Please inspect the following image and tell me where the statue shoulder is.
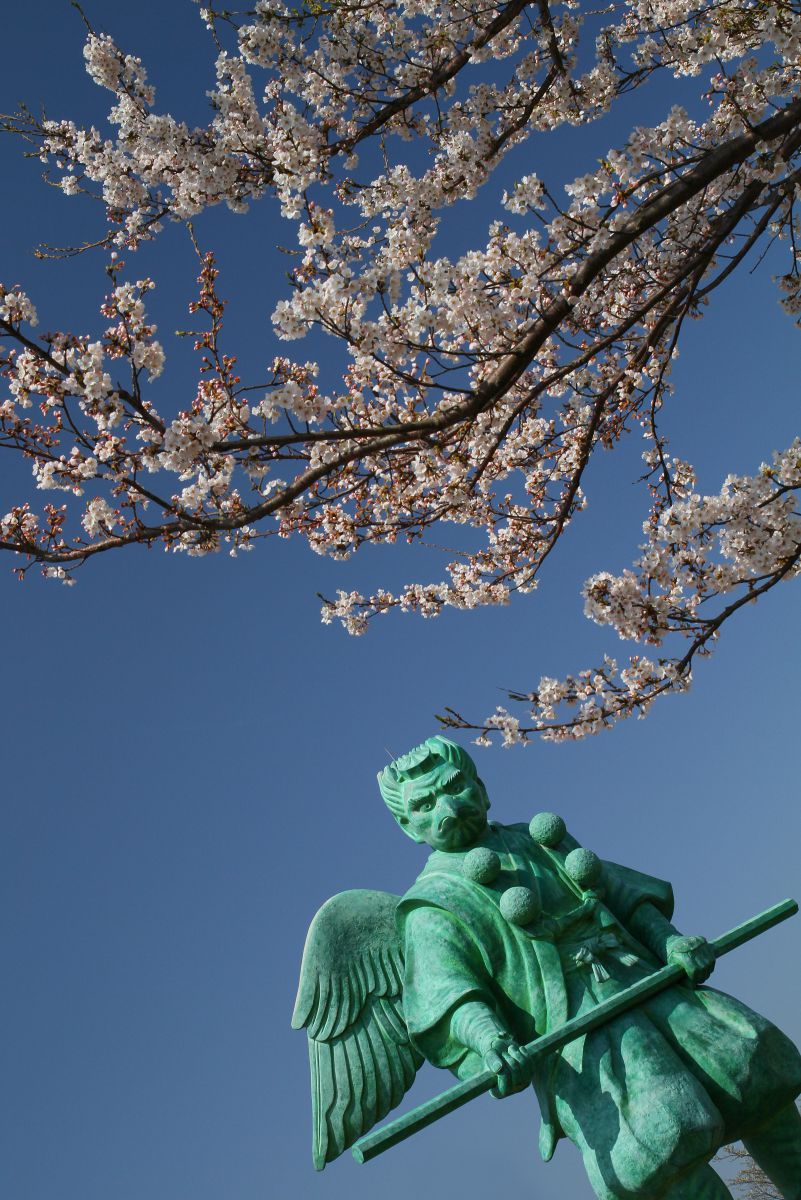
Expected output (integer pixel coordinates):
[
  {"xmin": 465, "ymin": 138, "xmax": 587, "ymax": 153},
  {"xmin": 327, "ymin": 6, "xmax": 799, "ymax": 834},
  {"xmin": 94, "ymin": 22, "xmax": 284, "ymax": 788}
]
[
  {"xmin": 399, "ymin": 853, "xmax": 465, "ymax": 907},
  {"xmin": 397, "ymin": 849, "xmax": 500, "ymax": 924}
]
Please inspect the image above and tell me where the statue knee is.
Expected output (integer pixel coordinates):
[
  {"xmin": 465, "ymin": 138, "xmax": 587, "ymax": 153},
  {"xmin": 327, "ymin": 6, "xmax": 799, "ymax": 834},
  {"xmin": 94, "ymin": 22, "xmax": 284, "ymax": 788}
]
[{"xmin": 603, "ymin": 1116, "xmax": 726, "ymax": 1200}]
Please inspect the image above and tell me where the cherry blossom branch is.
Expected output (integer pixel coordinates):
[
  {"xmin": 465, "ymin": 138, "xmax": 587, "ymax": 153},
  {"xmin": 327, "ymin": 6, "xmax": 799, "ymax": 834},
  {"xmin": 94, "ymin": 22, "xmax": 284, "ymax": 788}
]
[
  {"xmin": 440, "ymin": 448, "xmax": 801, "ymax": 743},
  {"xmin": 1, "ymin": 2, "xmax": 801, "ymax": 740}
]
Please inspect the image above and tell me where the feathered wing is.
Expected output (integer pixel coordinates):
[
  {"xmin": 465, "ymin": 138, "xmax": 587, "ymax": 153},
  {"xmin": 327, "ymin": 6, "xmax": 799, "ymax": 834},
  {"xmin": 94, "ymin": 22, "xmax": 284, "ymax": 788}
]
[{"xmin": 292, "ymin": 889, "xmax": 422, "ymax": 1170}]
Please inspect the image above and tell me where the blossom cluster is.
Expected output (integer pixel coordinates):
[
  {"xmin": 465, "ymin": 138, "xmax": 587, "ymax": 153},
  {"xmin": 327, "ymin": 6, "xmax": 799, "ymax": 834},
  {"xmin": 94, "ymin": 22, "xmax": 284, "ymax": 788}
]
[
  {"xmin": 2, "ymin": 0, "xmax": 801, "ymax": 739},
  {"xmin": 446, "ymin": 444, "xmax": 801, "ymax": 744}
]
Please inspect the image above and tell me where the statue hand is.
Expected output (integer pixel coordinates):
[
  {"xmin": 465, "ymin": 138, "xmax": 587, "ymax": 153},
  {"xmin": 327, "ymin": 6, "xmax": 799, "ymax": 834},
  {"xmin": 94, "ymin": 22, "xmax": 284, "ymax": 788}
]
[
  {"xmin": 666, "ymin": 934, "xmax": 716, "ymax": 985},
  {"xmin": 484, "ymin": 1036, "xmax": 533, "ymax": 1099}
]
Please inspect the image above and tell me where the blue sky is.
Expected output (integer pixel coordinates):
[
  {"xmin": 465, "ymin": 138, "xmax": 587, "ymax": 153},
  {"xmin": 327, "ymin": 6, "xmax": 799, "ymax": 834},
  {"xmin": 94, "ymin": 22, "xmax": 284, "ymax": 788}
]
[{"xmin": 1, "ymin": 5, "xmax": 799, "ymax": 1199}]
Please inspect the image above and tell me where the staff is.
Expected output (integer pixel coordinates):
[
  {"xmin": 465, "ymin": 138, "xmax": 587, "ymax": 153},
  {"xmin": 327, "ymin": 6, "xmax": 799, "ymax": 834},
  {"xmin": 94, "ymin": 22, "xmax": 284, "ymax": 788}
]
[{"xmin": 353, "ymin": 897, "xmax": 798, "ymax": 1164}]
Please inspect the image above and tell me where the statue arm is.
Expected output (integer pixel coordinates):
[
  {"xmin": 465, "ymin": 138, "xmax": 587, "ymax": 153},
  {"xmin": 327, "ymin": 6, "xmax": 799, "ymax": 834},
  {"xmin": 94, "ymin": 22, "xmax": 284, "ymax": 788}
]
[
  {"xmin": 450, "ymin": 1001, "xmax": 534, "ymax": 1097},
  {"xmin": 628, "ymin": 901, "xmax": 716, "ymax": 985},
  {"xmin": 401, "ymin": 904, "xmax": 534, "ymax": 1097},
  {"xmin": 450, "ymin": 1000, "xmax": 508, "ymax": 1054}
]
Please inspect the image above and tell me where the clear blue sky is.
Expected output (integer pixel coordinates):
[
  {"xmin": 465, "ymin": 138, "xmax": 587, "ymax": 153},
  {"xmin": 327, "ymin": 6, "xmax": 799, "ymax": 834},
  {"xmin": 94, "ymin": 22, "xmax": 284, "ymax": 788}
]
[{"xmin": 1, "ymin": 5, "xmax": 798, "ymax": 1199}]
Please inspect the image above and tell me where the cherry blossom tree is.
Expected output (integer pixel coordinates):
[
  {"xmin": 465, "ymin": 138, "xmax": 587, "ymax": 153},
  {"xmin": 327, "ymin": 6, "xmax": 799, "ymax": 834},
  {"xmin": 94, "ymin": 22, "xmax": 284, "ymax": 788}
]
[
  {"xmin": 717, "ymin": 1116, "xmax": 801, "ymax": 1200},
  {"xmin": 722, "ymin": 1144, "xmax": 781, "ymax": 1200},
  {"xmin": 1, "ymin": 0, "xmax": 800, "ymax": 743}
]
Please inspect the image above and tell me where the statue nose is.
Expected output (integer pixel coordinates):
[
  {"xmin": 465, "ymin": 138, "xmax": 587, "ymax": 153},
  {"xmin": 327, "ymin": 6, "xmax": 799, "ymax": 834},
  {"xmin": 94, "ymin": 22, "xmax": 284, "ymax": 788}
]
[{"xmin": 437, "ymin": 798, "xmax": 460, "ymax": 830}]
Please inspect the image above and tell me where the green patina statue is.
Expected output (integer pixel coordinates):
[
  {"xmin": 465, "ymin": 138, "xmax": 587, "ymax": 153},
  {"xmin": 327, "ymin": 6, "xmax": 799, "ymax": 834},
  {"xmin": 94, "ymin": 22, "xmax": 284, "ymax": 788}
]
[{"xmin": 293, "ymin": 736, "xmax": 801, "ymax": 1199}]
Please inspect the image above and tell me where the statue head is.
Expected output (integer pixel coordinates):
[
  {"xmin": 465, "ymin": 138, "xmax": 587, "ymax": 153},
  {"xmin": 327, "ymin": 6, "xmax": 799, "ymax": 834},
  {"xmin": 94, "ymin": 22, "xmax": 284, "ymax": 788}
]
[{"xmin": 377, "ymin": 736, "xmax": 490, "ymax": 852}]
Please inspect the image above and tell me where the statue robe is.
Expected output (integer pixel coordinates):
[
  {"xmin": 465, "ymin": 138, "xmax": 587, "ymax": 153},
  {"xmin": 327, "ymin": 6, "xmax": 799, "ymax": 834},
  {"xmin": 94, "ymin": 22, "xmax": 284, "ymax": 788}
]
[{"xmin": 397, "ymin": 822, "xmax": 801, "ymax": 1200}]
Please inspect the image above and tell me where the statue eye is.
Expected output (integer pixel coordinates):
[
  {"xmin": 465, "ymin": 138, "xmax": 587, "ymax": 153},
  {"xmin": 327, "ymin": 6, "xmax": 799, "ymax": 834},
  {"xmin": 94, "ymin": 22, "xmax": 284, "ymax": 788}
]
[{"xmin": 420, "ymin": 800, "xmax": 434, "ymax": 812}]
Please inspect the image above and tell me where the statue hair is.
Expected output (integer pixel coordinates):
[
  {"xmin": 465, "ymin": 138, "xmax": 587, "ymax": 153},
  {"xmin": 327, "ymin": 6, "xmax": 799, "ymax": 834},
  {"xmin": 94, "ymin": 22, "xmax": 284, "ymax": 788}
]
[{"xmin": 377, "ymin": 735, "xmax": 481, "ymax": 822}]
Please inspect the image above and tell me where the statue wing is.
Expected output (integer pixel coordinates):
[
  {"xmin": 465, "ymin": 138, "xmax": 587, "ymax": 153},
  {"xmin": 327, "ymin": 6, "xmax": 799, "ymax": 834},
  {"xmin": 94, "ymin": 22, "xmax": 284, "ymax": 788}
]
[{"xmin": 292, "ymin": 888, "xmax": 423, "ymax": 1169}]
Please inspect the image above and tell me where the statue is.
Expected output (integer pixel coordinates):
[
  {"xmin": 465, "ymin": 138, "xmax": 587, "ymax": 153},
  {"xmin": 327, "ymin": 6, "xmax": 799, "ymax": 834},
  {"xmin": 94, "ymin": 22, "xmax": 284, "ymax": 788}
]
[{"xmin": 293, "ymin": 736, "xmax": 801, "ymax": 1199}]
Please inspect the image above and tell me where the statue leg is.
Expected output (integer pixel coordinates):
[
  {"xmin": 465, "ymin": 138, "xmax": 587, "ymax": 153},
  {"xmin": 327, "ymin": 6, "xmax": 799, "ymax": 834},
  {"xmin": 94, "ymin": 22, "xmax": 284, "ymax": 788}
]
[
  {"xmin": 660, "ymin": 1164, "xmax": 733, "ymax": 1199},
  {"xmin": 742, "ymin": 1103, "xmax": 801, "ymax": 1200}
]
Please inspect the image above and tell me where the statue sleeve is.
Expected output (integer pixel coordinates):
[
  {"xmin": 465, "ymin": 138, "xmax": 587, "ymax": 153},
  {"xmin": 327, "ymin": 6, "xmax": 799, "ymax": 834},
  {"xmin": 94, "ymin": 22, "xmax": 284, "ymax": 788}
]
[
  {"xmin": 450, "ymin": 1001, "xmax": 509, "ymax": 1058},
  {"xmin": 602, "ymin": 860, "xmax": 675, "ymax": 926},
  {"xmin": 400, "ymin": 903, "xmax": 498, "ymax": 1074},
  {"xmin": 627, "ymin": 901, "xmax": 686, "ymax": 963}
]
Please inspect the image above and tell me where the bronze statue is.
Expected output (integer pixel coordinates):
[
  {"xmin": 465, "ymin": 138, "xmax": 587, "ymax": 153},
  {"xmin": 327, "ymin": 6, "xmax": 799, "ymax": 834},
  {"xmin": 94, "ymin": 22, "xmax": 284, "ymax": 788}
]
[{"xmin": 294, "ymin": 736, "xmax": 801, "ymax": 1198}]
